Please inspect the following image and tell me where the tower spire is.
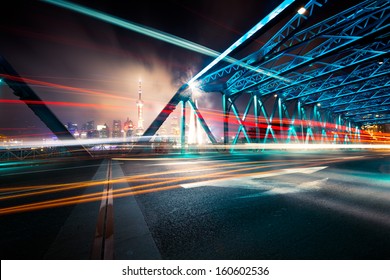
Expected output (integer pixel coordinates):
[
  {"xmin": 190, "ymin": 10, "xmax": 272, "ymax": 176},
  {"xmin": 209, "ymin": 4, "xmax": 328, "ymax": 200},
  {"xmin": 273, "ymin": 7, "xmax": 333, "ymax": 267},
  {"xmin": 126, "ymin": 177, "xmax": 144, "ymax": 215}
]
[
  {"xmin": 136, "ymin": 79, "xmax": 144, "ymax": 136},
  {"xmin": 138, "ymin": 79, "xmax": 142, "ymax": 100}
]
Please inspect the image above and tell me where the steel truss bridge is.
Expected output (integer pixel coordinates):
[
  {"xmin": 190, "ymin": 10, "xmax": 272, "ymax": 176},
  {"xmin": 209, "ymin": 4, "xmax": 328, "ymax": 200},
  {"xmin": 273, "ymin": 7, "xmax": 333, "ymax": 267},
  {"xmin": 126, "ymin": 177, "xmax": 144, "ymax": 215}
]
[
  {"xmin": 142, "ymin": 0, "xmax": 390, "ymax": 150},
  {"xmin": 1, "ymin": 0, "xmax": 390, "ymax": 158}
]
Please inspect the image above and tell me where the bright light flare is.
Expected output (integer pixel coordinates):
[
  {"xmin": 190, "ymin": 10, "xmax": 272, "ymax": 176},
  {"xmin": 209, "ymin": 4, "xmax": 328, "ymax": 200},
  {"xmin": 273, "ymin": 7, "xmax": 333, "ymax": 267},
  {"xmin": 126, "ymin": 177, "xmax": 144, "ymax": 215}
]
[{"xmin": 298, "ymin": 7, "xmax": 306, "ymax": 15}]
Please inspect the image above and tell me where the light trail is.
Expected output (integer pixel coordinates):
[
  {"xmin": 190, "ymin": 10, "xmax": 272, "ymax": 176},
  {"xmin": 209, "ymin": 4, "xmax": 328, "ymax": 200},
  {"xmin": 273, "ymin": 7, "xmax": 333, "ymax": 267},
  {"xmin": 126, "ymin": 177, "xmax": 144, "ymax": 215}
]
[
  {"xmin": 42, "ymin": 0, "xmax": 220, "ymax": 58},
  {"xmin": 188, "ymin": 0, "xmax": 295, "ymax": 84},
  {"xmin": 0, "ymin": 160, "xmax": 299, "ymax": 200},
  {"xmin": 0, "ymin": 185, "xmax": 181, "ymax": 216},
  {"xmin": 0, "ymin": 155, "xmax": 369, "ymax": 215},
  {"xmin": 0, "ymin": 73, "xmax": 134, "ymax": 101},
  {"xmin": 42, "ymin": 0, "xmax": 292, "ymax": 86},
  {"xmin": 0, "ymin": 98, "xmax": 128, "ymax": 110}
]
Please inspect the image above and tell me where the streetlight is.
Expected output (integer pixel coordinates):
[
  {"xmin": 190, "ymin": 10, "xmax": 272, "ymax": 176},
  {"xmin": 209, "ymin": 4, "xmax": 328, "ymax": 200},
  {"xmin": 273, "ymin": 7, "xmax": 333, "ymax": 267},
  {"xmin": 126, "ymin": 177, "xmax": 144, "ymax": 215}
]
[{"xmin": 298, "ymin": 7, "xmax": 306, "ymax": 15}]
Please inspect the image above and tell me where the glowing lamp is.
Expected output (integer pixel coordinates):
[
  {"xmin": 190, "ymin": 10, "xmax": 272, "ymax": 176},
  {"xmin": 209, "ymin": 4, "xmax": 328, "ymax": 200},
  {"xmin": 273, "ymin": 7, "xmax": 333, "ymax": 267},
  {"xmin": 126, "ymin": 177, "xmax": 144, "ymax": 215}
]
[{"xmin": 298, "ymin": 7, "xmax": 306, "ymax": 14}]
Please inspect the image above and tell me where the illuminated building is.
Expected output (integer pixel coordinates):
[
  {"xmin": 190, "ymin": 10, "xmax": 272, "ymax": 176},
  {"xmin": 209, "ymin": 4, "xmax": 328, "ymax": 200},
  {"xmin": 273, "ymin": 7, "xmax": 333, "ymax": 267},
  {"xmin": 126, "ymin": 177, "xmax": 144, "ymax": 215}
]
[
  {"xmin": 65, "ymin": 122, "xmax": 78, "ymax": 138},
  {"xmin": 112, "ymin": 120, "xmax": 122, "ymax": 138},
  {"xmin": 123, "ymin": 117, "xmax": 134, "ymax": 138},
  {"xmin": 97, "ymin": 124, "xmax": 109, "ymax": 138},
  {"xmin": 171, "ymin": 116, "xmax": 179, "ymax": 136}
]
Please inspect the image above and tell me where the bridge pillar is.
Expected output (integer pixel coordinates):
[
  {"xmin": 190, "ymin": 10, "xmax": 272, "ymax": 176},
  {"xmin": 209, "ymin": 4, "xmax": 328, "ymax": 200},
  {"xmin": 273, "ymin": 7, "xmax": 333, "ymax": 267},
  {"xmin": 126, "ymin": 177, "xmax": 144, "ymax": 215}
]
[
  {"xmin": 181, "ymin": 100, "xmax": 186, "ymax": 154},
  {"xmin": 222, "ymin": 93, "xmax": 229, "ymax": 147},
  {"xmin": 253, "ymin": 94, "xmax": 259, "ymax": 143}
]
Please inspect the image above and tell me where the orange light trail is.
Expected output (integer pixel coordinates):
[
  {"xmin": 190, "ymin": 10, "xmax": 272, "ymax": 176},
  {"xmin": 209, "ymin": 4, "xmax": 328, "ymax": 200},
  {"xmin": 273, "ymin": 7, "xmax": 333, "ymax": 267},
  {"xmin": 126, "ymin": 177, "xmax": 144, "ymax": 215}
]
[
  {"xmin": 0, "ymin": 159, "xmax": 296, "ymax": 200},
  {"xmin": 0, "ymin": 155, "xmax": 366, "ymax": 215},
  {"xmin": 0, "ymin": 73, "xmax": 134, "ymax": 102},
  {"xmin": 0, "ymin": 98, "xmax": 128, "ymax": 110}
]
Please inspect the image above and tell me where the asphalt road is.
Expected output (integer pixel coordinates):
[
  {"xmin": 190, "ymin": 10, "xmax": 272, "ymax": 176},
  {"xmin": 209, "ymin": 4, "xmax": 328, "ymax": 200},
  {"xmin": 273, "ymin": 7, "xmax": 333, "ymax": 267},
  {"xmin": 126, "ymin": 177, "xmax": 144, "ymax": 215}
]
[{"xmin": 1, "ymin": 150, "xmax": 389, "ymax": 259}]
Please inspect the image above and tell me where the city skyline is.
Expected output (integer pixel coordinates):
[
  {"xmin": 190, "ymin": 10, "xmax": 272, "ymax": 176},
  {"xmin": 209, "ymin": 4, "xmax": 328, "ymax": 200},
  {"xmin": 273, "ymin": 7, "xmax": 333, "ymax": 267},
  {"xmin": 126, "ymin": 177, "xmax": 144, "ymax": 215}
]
[{"xmin": 0, "ymin": 0, "xmax": 283, "ymax": 142}]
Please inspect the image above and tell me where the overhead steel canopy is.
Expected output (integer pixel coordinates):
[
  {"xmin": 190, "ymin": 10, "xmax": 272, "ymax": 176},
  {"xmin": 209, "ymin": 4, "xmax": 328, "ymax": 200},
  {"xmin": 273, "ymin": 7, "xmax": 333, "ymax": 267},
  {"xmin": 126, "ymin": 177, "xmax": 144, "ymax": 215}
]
[{"xmin": 199, "ymin": 0, "xmax": 390, "ymax": 126}]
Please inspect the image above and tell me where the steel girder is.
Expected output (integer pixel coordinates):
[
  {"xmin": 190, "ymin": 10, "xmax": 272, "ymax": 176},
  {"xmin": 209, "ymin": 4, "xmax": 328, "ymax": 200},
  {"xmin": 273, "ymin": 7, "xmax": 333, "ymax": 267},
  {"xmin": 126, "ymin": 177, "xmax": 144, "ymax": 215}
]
[
  {"xmin": 0, "ymin": 56, "xmax": 91, "ymax": 157},
  {"xmin": 200, "ymin": 0, "xmax": 330, "ymax": 87},
  {"xmin": 139, "ymin": 1, "xmax": 388, "ymax": 149},
  {"xmin": 133, "ymin": 84, "xmax": 217, "ymax": 152},
  {"xmin": 226, "ymin": 1, "xmax": 390, "ymax": 95},
  {"xmin": 299, "ymin": 59, "xmax": 390, "ymax": 105},
  {"xmin": 225, "ymin": 93, "xmax": 361, "ymax": 149},
  {"xmin": 261, "ymin": 43, "xmax": 390, "ymax": 100},
  {"xmin": 353, "ymin": 114, "xmax": 390, "ymax": 124},
  {"xmin": 199, "ymin": 0, "xmax": 390, "ymax": 129}
]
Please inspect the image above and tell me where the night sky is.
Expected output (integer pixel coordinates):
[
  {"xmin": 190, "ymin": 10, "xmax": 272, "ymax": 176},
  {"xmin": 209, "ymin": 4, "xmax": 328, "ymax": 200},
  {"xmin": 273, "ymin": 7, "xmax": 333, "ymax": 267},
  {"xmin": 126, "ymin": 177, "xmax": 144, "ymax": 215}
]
[{"xmin": 0, "ymin": 0, "xmax": 290, "ymax": 140}]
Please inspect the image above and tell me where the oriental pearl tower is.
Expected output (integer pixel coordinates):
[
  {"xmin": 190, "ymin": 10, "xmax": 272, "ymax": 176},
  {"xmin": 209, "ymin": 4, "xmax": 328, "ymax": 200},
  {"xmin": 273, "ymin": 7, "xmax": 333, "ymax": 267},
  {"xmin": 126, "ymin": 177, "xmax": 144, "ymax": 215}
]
[{"xmin": 135, "ymin": 79, "xmax": 144, "ymax": 136}]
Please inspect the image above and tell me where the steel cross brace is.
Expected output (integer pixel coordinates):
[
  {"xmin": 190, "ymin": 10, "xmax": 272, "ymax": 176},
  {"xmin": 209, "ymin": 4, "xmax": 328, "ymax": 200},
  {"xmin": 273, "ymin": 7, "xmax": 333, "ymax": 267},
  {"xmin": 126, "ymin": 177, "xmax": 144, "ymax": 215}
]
[{"xmin": 226, "ymin": 2, "xmax": 390, "ymax": 95}]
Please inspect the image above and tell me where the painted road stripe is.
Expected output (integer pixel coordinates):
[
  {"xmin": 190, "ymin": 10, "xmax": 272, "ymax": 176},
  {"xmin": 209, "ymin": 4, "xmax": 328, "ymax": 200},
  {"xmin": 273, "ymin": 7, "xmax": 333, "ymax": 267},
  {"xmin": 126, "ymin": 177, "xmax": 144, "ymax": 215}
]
[
  {"xmin": 111, "ymin": 161, "xmax": 161, "ymax": 259},
  {"xmin": 146, "ymin": 160, "xmax": 222, "ymax": 166},
  {"xmin": 181, "ymin": 166, "xmax": 328, "ymax": 189},
  {"xmin": 44, "ymin": 160, "xmax": 109, "ymax": 259},
  {"xmin": 91, "ymin": 159, "xmax": 114, "ymax": 260}
]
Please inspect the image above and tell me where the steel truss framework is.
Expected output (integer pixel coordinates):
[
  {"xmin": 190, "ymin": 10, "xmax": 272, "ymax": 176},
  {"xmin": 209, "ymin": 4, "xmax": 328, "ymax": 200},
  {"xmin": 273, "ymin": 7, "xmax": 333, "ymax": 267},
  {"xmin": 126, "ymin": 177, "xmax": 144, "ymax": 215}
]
[
  {"xmin": 143, "ymin": 0, "xmax": 390, "ymax": 149},
  {"xmin": 224, "ymin": 94, "xmax": 362, "ymax": 150}
]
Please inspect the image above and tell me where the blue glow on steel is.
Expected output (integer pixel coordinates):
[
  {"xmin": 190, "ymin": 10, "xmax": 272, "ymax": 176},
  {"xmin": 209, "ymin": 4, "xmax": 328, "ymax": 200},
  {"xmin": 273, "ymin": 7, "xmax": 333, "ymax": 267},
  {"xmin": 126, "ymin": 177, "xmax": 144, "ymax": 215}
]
[
  {"xmin": 188, "ymin": 0, "xmax": 295, "ymax": 84},
  {"xmin": 43, "ymin": 0, "xmax": 293, "ymax": 89}
]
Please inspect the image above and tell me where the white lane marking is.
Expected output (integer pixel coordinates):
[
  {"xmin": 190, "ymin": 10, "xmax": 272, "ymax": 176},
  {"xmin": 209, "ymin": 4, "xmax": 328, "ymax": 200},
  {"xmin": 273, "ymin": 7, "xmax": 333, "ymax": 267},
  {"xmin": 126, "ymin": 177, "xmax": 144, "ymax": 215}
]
[
  {"xmin": 341, "ymin": 156, "xmax": 366, "ymax": 160},
  {"xmin": 146, "ymin": 160, "xmax": 220, "ymax": 166},
  {"xmin": 112, "ymin": 157, "xmax": 178, "ymax": 161},
  {"xmin": 239, "ymin": 178, "xmax": 329, "ymax": 198},
  {"xmin": 181, "ymin": 166, "xmax": 328, "ymax": 189}
]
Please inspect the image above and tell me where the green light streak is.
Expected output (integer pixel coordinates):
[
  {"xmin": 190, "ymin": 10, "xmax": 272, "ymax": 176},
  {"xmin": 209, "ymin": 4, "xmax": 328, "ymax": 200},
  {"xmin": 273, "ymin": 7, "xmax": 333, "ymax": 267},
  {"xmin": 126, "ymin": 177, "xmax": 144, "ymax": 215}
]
[
  {"xmin": 42, "ymin": 0, "xmax": 220, "ymax": 58},
  {"xmin": 42, "ymin": 0, "xmax": 291, "ymax": 85},
  {"xmin": 189, "ymin": 0, "xmax": 295, "ymax": 84}
]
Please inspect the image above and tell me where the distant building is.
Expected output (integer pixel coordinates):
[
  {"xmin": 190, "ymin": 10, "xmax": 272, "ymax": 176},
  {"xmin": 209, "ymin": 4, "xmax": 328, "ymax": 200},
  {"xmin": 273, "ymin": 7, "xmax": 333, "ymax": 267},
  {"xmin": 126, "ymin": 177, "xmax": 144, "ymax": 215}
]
[
  {"xmin": 123, "ymin": 117, "xmax": 134, "ymax": 138},
  {"xmin": 171, "ymin": 116, "xmax": 179, "ymax": 136},
  {"xmin": 97, "ymin": 124, "xmax": 109, "ymax": 138},
  {"xmin": 82, "ymin": 120, "xmax": 95, "ymax": 131},
  {"xmin": 87, "ymin": 130, "xmax": 99, "ymax": 139},
  {"xmin": 65, "ymin": 122, "xmax": 79, "ymax": 138},
  {"xmin": 112, "ymin": 120, "xmax": 122, "ymax": 138},
  {"xmin": 157, "ymin": 126, "xmax": 168, "ymax": 141}
]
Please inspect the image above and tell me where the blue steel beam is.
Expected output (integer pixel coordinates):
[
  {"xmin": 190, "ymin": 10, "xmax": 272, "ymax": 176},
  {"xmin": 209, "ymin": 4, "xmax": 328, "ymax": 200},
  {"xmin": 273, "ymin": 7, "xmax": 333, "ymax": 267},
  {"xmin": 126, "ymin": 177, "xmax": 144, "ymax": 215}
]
[
  {"xmin": 0, "ymin": 56, "xmax": 91, "ymax": 157},
  {"xmin": 344, "ymin": 106, "xmax": 390, "ymax": 117},
  {"xmin": 320, "ymin": 89, "xmax": 390, "ymax": 110},
  {"xmin": 44, "ymin": 0, "xmax": 295, "ymax": 88},
  {"xmin": 294, "ymin": 60, "xmax": 390, "ymax": 104},
  {"xmin": 225, "ymin": 1, "xmax": 390, "ymax": 95},
  {"xmin": 138, "ymin": 84, "xmax": 190, "ymax": 145},
  {"xmin": 337, "ymin": 102, "xmax": 390, "ymax": 114},
  {"xmin": 250, "ymin": 41, "xmax": 390, "ymax": 99},
  {"xmin": 187, "ymin": 0, "xmax": 296, "ymax": 85},
  {"xmin": 333, "ymin": 99, "xmax": 390, "ymax": 117},
  {"xmin": 135, "ymin": 0, "xmax": 296, "ymax": 146},
  {"xmin": 211, "ymin": 0, "xmax": 380, "ymax": 89},
  {"xmin": 200, "ymin": 0, "xmax": 329, "ymax": 86},
  {"xmin": 304, "ymin": 81, "xmax": 390, "ymax": 107},
  {"xmin": 353, "ymin": 115, "xmax": 390, "ymax": 124},
  {"xmin": 268, "ymin": 0, "xmax": 384, "ymax": 55}
]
